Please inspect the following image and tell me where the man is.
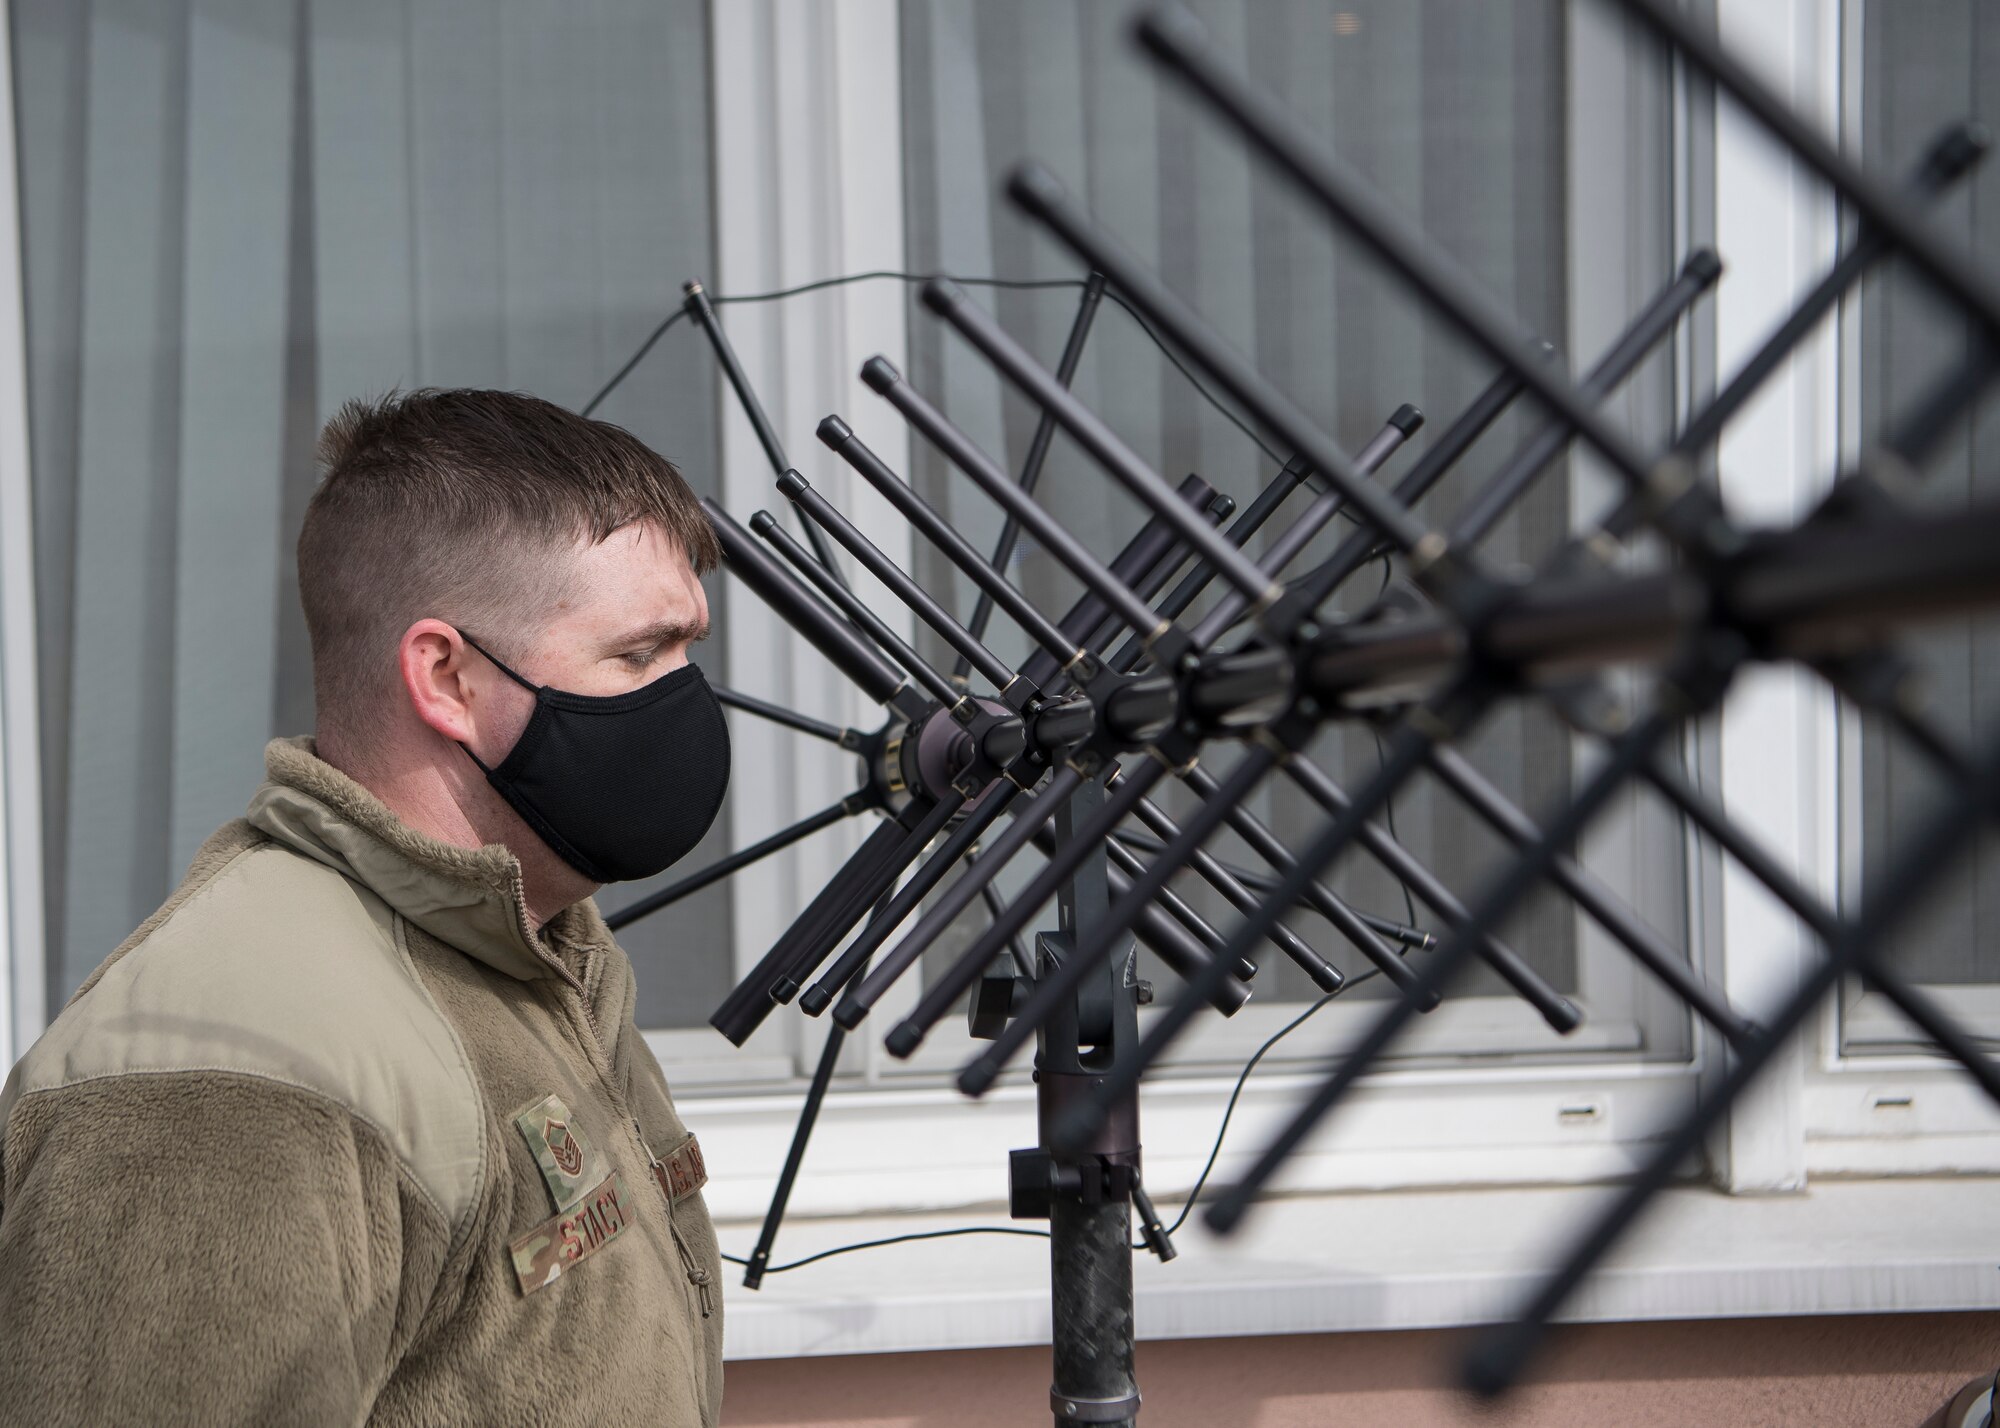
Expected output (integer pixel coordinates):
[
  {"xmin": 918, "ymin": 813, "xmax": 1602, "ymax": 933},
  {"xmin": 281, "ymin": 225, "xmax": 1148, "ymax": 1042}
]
[{"xmin": 0, "ymin": 390, "xmax": 729, "ymax": 1425}]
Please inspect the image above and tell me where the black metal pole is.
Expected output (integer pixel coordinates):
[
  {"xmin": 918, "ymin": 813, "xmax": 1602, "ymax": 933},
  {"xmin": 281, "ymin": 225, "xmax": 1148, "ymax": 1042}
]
[
  {"xmin": 703, "ymin": 499, "xmax": 911, "ymax": 709},
  {"xmin": 867, "ymin": 356, "xmax": 1172, "ymax": 643},
  {"xmin": 606, "ymin": 794, "xmax": 865, "ymax": 931},
  {"xmin": 741, "ymin": 1010, "xmax": 850, "ymax": 1291},
  {"xmin": 923, "ymin": 278, "xmax": 1284, "ymax": 611},
  {"xmin": 752, "ymin": 510, "xmax": 968, "ymax": 710},
  {"xmin": 1041, "ymin": 777, "xmax": 1142, "ymax": 1428},
  {"xmin": 802, "ymin": 784, "xmax": 1022, "ymax": 1014},
  {"xmin": 821, "ymin": 416, "xmax": 1087, "ymax": 672},
  {"xmin": 710, "ymin": 819, "xmax": 908, "ymax": 1046},
  {"xmin": 713, "ymin": 683, "xmax": 859, "ymax": 746},
  {"xmin": 963, "ymin": 271, "xmax": 1109, "ymax": 670},
  {"xmin": 885, "ymin": 763, "xmax": 1167, "ymax": 1052},
  {"xmin": 780, "ymin": 469, "xmax": 1023, "ymax": 693},
  {"xmin": 683, "ymin": 279, "xmax": 846, "ymax": 580},
  {"xmin": 1106, "ymin": 408, "xmax": 1423, "ymax": 675}
]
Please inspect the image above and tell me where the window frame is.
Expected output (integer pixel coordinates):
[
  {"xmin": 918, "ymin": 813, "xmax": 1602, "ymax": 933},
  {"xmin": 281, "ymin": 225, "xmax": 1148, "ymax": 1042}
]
[
  {"xmin": 1805, "ymin": 0, "xmax": 2000, "ymax": 1176},
  {"xmin": 0, "ymin": 0, "xmax": 40, "ymax": 1071}
]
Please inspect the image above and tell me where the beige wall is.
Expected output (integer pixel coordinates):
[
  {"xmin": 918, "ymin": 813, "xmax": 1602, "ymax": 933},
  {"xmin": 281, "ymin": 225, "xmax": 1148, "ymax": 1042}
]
[{"xmin": 724, "ymin": 1312, "xmax": 1999, "ymax": 1427}]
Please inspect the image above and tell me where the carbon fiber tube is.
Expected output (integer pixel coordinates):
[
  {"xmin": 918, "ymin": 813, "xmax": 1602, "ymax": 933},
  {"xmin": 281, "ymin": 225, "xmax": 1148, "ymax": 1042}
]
[
  {"xmin": 709, "ymin": 819, "xmax": 907, "ymax": 1046},
  {"xmin": 820, "ymin": 415, "xmax": 1084, "ymax": 669},
  {"xmin": 1023, "ymin": 474, "xmax": 1215, "ymax": 689},
  {"xmin": 751, "ymin": 511, "xmax": 964, "ymax": 709},
  {"xmin": 865, "ymin": 356, "xmax": 1169, "ymax": 641},
  {"xmin": 799, "ymin": 783, "xmax": 1021, "ymax": 1014},
  {"xmin": 702, "ymin": 498, "xmax": 906, "ymax": 706},
  {"xmin": 923, "ymin": 277, "xmax": 1283, "ymax": 609},
  {"xmin": 778, "ymin": 469, "xmax": 1019, "ymax": 692}
]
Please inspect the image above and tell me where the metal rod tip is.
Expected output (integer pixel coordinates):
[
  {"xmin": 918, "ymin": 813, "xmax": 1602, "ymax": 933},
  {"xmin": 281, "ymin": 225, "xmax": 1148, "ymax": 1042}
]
[
  {"xmin": 885, "ymin": 1021, "xmax": 925, "ymax": 1059},
  {"xmin": 1461, "ymin": 1324, "xmax": 1533, "ymax": 1400},
  {"xmin": 919, "ymin": 279, "xmax": 964, "ymax": 315},
  {"xmin": 1006, "ymin": 161, "xmax": 1067, "ymax": 210},
  {"xmin": 1200, "ymin": 1195, "xmax": 1246, "ymax": 1237},
  {"xmin": 1135, "ymin": 2, "xmax": 1207, "ymax": 55},
  {"xmin": 861, "ymin": 356, "xmax": 902, "ymax": 393},
  {"xmin": 957, "ymin": 1056, "xmax": 1001, "ymax": 1097}
]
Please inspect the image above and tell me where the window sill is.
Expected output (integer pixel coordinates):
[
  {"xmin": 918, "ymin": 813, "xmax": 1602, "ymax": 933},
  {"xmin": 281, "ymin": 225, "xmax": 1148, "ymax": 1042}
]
[
  {"xmin": 680, "ymin": 1061, "xmax": 1705, "ymax": 1221},
  {"xmin": 716, "ymin": 1175, "xmax": 1999, "ymax": 1361}
]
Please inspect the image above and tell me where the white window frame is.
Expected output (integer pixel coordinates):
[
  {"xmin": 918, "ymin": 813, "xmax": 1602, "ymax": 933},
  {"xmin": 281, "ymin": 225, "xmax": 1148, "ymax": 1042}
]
[
  {"xmin": 0, "ymin": 0, "xmax": 42, "ymax": 1072},
  {"xmin": 635, "ymin": 0, "xmax": 921, "ymax": 1091},
  {"xmin": 1805, "ymin": 0, "xmax": 2000, "ymax": 1176},
  {"xmin": 1693, "ymin": 0, "xmax": 1846, "ymax": 1196}
]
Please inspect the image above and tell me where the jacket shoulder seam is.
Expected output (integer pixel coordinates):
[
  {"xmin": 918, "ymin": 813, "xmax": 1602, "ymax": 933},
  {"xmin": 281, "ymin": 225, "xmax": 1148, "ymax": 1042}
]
[
  {"xmin": 16, "ymin": 844, "xmax": 488, "ymax": 1231},
  {"xmin": 389, "ymin": 913, "xmax": 489, "ymax": 1256},
  {"xmin": 68, "ymin": 836, "xmax": 268, "ymax": 1006}
]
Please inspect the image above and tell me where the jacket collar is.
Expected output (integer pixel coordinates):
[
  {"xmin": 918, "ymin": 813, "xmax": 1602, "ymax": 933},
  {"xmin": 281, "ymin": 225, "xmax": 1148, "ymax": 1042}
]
[{"xmin": 246, "ymin": 737, "xmax": 585, "ymax": 987}]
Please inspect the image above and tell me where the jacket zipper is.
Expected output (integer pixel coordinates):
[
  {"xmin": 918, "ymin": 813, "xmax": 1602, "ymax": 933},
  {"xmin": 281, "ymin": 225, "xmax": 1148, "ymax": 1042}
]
[
  {"xmin": 636, "ymin": 1121, "xmax": 715, "ymax": 1318},
  {"xmin": 555, "ymin": 974, "xmax": 715, "ymax": 1323}
]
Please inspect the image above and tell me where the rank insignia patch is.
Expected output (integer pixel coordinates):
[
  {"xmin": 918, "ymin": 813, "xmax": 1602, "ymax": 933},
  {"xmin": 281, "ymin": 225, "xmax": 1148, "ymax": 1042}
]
[
  {"xmin": 514, "ymin": 1093, "xmax": 609, "ymax": 1212},
  {"xmin": 510, "ymin": 1170, "xmax": 633, "ymax": 1295}
]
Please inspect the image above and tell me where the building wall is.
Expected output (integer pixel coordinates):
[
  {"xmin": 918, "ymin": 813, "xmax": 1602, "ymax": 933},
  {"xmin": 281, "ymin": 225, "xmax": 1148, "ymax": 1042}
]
[{"xmin": 723, "ymin": 1312, "xmax": 2000, "ymax": 1428}]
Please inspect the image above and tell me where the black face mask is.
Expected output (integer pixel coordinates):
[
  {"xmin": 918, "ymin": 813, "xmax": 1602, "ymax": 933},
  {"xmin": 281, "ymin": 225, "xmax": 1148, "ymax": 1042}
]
[{"xmin": 457, "ymin": 632, "xmax": 731, "ymax": 884}]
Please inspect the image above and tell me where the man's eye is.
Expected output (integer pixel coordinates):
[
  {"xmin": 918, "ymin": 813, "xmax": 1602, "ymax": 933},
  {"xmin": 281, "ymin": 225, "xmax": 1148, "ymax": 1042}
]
[{"xmin": 621, "ymin": 649, "xmax": 659, "ymax": 670}]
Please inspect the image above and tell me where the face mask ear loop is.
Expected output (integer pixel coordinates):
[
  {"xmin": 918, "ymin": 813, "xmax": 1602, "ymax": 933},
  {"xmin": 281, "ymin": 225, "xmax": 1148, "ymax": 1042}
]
[
  {"xmin": 456, "ymin": 629, "xmax": 543, "ymax": 693},
  {"xmin": 454, "ymin": 628, "xmax": 542, "ymax": 772}
]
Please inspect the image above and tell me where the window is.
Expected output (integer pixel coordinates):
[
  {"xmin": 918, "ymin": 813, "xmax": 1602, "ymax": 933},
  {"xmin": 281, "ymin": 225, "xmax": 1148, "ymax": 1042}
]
[
  {"xmin": 6, "ymin": 0, "xmax": 730, "ymax": 1031},
  {"xmin": 1840, "ymin": 0, "xmax": 2000, "ymax": 1058},
  {"xmin": 5, "ymin": 0, "xmax": 1989, "ymax": 1238},
  {"xmin": 896, "ymin": 0, "xmax": 1698, "ymax": 1079}
]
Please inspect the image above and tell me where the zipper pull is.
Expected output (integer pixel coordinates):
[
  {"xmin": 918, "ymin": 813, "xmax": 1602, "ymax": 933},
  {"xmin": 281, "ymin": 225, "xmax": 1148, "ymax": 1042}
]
[
  {"xmin": 685, "ymin": 1259, "xmax": 715, "ymax": 1318},
  {"xmin": 663, "ymin": 1199, "xmax": 717, "ymax": 1318},
  {"xmin": 635, "ymin": 1120, "xmax": 677, "ymax": 1206},
  {"xmin": 636, "ymin": 1119, "xmax": 714, "ymax": 1318}
]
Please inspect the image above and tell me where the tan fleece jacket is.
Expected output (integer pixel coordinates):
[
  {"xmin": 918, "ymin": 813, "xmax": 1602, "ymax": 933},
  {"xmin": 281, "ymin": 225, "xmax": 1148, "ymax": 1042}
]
[{"xmin": 0, "ymin": 738, "xmax": 724, "ymax": 1427}]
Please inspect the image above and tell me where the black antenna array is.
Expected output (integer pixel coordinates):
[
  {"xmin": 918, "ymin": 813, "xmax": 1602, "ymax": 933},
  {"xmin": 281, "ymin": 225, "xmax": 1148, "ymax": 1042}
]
[{"xmin": 610, "ymin": 3, "xmax": 2000, "ymax": 1420}]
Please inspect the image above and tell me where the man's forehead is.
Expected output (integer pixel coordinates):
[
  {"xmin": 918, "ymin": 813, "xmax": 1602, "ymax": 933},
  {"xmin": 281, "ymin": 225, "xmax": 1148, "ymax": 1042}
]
[
  {"xmin": 568, "ymin": 520, "xmax": 699, "ymax": 590},
  {"xmin": 558, "ymin": 519, "xmax": 706, "ymax": 633}
]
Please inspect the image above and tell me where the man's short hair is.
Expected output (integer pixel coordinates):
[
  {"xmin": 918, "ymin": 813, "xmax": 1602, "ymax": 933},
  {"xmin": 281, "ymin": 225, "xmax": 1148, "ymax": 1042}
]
[{"xmin": 298, "ymin": 388, "xmax": 720, "ymax": 732}]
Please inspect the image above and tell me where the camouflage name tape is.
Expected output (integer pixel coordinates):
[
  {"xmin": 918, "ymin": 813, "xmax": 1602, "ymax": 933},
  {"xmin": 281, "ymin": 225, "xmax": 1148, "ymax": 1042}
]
[
  {"xmin": 650, "ymin": 1132, "xmax": 708, "ymax": 1205},
  {"xmin": 514, "ymin": 1092, "xmax": 609, "ymax": 1213},
  {"xmin": 510, "ymin": 1169, "xmax": 634, "ymax": 1295}
]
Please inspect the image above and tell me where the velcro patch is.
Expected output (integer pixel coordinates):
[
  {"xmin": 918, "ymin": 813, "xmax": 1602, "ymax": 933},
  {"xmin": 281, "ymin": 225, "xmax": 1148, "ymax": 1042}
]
[
  {"xmin": 651, "ymin": 1132, "xmax": 708, "ymax": 1204},
  {"xmin": 515, "ymin": 1093, "xmax": 609, "ymax": 1212},
  {"xmin": 510, "ymin": 1170, "xmax": 634, "ymax": 1295}
]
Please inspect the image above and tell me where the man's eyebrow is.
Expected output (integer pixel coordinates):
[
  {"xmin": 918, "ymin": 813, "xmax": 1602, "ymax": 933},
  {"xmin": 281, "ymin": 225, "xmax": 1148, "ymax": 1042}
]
[{"xmin": 606, "ymin": 614, "xmax": 710, "ymax": 651}]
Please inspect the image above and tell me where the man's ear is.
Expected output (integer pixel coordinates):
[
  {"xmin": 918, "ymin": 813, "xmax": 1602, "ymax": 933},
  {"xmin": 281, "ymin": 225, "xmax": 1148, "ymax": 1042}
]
[{"xmin": 399, "ymin": 619, "xmax": 486, "ymax": 751}]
